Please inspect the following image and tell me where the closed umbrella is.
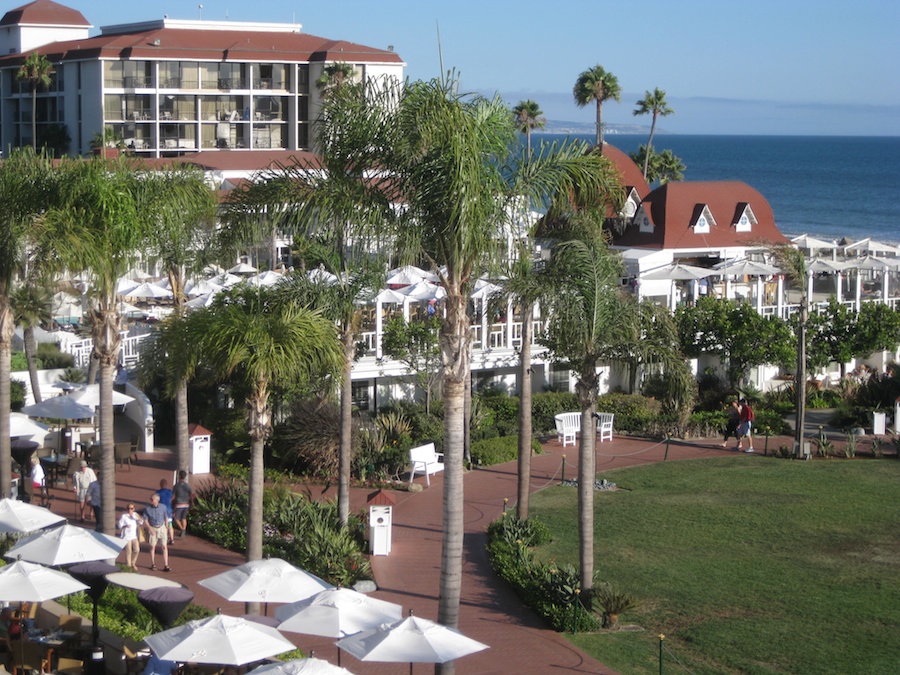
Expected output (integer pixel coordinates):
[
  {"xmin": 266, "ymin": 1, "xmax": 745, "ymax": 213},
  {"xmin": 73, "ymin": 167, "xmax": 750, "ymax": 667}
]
[
  {"xmin": 251, "ymin": 658, "xmax": 356, "ymax": 675},
  {"xmin": 68, "ymin": 561, "xmax": 119, "ymax": 648},
  {"xmin": 6, "ymin": 523, "xmax": 126, "ymax": 566},
  {"xmin": 144, "ymin": 615, "xmax": 295, "ymax": 666},
  {"xmin": 0, "ymin": 560, "xmax": 88, "ymax": 602},
  {"xmin": 198, "ymin": 558, "xmax": 332, "ymax": 604},
  {"xmin": 336, "ymin": 614, "xmax": 488, "ymax": 674},
  {"xmin": 0, "ymin": 498, "xmax": 65, "ymax": 534}
]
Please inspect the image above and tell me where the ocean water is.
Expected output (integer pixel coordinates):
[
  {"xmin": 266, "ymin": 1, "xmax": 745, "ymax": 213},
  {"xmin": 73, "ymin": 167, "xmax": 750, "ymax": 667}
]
[{"xmin": 537, "ymin": 134, "xmax": 900, "ymax": 245}]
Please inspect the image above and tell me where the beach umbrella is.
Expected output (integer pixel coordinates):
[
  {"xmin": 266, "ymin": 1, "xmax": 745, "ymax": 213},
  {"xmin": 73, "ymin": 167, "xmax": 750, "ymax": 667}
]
[
  {"xmin": 641, "ymin": 262, "xmax": 715, "ymax": 281},
  {"xmin": 21, "ymin": 396, "xmax": 95, "ymax": 421},
  {"xmin": 386, "ymin": 265, "xmax": 435, "ymax": 287},
  {"xmin": 116, "ymin": 278, "xmax": 141, "ymax": 295},
  {"xmin": 211, "ymin": 272, "xmax": 243, "ymax": 287},
  {"xmin": 712, "ymin": 258, "xmax": 780, "ymax": 276},
  {"xmin": 51, "ymin": 302, "xmax": 83, "ymax": 325},
  {"xmin": 849, "ymin": 254, "xmax": 898, "ymax": 271},
  {"xmin": 68, "ymin": 384, "xmax": 135, "ymax": 407},
  {"xmin": 0, "ymin": 560, "xmax": 88, "ymax": 602},
  {"xmin": 791, "ymin": 234, "xmax": 837, "ymax": 252},
  {"xmin": 401, "ymin": 281, "xmax": 446, "ymax": 302},
  {"xmin": 807, "ymin": 258, "xmax": 852, "ymax": 274},
  {"xmin": 138, "ymin": 586, "xmax": 196, "ymax": 629},
  {"xmin": 843, "ymin": 237, "xmax": 900, "ymax": 255},
  {"xmin": 198, "ymin": 558, "xmax": 333, "ymax": 604},
  {"xmin": 49, "ymin": 381, "xmax": 79, "ymax": 392},
  {"xmin": 374, "ymin": 288, "xmax": 407, "ymax": 304},
  {"xmin": 144, "ymin": 615, "xmax": 295, "ymax": 666},
  {"xmin": 307, "ymin": 268, "xmax": 338, "ymax": 285},
  {"xmin": 0, "ymin": 498, "xmax": 65, "ymax": 534},
  {"xmin": 68, "ymin": 561, "xmax": 119, "ymax": 648},
  {"xmin": 250, "ymin": 270, "xmax": 285, "ymax": 287},
  {"xmin": 124, "ymin": 282, "xmax": 174, "ymax": 300},
  {"xmin": 470, "ymin": 281, "xmax": 502, "ymax": 301},
  {"xmin": 5, "ymin": 523, "xmax": 126, "ymax": 566},
  {"xmin": 227, "ymin": 262, "xmax": 258, "ymax": 275},
  {"xmin": 275, "ymin": 588, "xmax": 403, "ymax": 639},
  {"xmin": 107, "ymin": 572, "xmax": 184, "ymax": 592},
  {"xmin": 251, "ymin": 657, "xmax": 356, "ymax": 675},
  {"xmin": 184, "ymin": 293, "xmax": 218, "ymax": 310},
  {"xmin": 185, "ymin": 279, "xmax": 224, "ymax": 297},
  {"xmin": 336, "ymin": 614, "xmax": 488, "ymax": 674},
  {"xmin": 9, "ymin": 413, "xmax": 49, "ymax": 438}
]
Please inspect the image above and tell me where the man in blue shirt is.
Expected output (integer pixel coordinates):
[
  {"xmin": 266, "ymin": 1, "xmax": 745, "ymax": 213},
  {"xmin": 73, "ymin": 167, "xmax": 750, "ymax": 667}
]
[
  {"xmin": 142, "ymin": 493, "xmax": 170, "ymax": 572},
  {"xmin": 156, "ymin": 479, "xmax": 175, "ymax": 545}
]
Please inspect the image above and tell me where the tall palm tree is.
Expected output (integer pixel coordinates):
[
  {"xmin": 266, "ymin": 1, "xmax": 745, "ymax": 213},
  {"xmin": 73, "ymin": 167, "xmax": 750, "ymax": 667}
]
[
  {"xmin": 185, "ymin": 286, "xmax": 342, "ymax": 572},
  {"xmin": 224, "ymin": 79, "xmax": 396, "ymax": 525},
  {"xmin": 573, "ymin": 65, "xmax": 621, "ymax": 147},
  {"xmin": 17, "ymin": 52, "xmax": 54, "ymax": 151},
  {"xmin": 0, "ymin": 148, "xmax": 57, "ymax": 498},
  {"xmin": 539, "ymin": 228, "xmax": 628, "ymax": 605},
  {"xmin": 42, "ymin": 157, "xmax": 155, "ymax": 533},
  {"xmin": 633, "ymin": 88, "xmax": 674, "ymax": 180},
  {"xmin": 512, "ymin": 99, "xmax": 546, "ymax": 157},
  {"xmin": 142, "ymin": 164, "xmax": 218, "ymax": 473},
  {"xmin": 315, "ymin": 62, "xmax": 356, "ymax": 98},
  {"xmin": 11, "ymin": 283, "xmax": 52, "ymax": 405},
  {"xmin": 391, "ymin": 76, "xmax": 617, "ymax": 673}
]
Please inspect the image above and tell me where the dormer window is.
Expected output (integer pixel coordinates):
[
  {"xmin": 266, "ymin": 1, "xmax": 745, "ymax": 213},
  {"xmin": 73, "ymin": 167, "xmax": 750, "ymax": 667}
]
[
  {"xmin": 691, "ymin": 205, "xmax": 716, "ymax": 233},
  {"xmin": 733, "ymin": 203, "xmax": 757, "ymax": 233},
  {"xmin": 622, "ymin": 187, "xmax": 640, "ymax": 219},
  {"xmin": 635, "ymin": 205, "xmax": 653, "ymax": 233}
]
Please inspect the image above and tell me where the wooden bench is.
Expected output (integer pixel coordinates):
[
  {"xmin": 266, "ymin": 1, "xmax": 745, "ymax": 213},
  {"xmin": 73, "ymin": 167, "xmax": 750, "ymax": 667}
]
[
  {"xmin": 409, "ymin": 442, "xmax": 444, "ymax": 485},
  {"xmin": 555, "ymin": 412, "xmax": 580, "ymax": 447}
]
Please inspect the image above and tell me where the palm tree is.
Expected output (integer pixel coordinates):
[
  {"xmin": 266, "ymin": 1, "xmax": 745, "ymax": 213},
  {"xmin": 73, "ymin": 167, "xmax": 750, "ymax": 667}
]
[
  {"xmin": 11, "ymin": 283, "xmax": 52, "ymax": 405},
  {"xmin": 512, "ymin": 99, "xmax": 546, "ymax": 157},
  {"xmin": 17, "ymin": 52, "xmax": 54, "ymax": 151},
  {"xmin": 539, "ymin": 228, "xmax": 629, "ymax": 606},
  {"xmin": 391, "ymin": 76, "xmax": 618, "ymax": 672},
  {"xmin": 42, "ymin": 156, "xmax": 156, "ymax": 533},
  {"xmin": 223, "ymin": 80, "xmax": 396, "ymax": 525},
  {"xmin": 142, "ymin": 164, "xmax": 218, "ymax": 473},
  {"xmin": 315, "ymin": 62, "xmax": 356, "ymax": 98},
  {"xmin": 185, "ymin": 286, "xmax": 342, "ymax": 574},
  {"xmin": 0, "ymin": 148, "xmax": 57, "ymax": 498},
  {"xmin": 573, "ymin": 65, "xmax": 621, "ymax": 146},
  {"xmin": 633, "ymin": 88, "xmax": 674, "ymax": 180}
]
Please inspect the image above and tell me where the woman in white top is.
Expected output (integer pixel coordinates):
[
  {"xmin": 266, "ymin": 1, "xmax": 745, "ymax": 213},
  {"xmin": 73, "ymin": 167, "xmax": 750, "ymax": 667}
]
[
  {"xmin": 29, "ymin": 457, "xmax": 45, "ymax": 500},
  {"xmin": 117, "ymin": 503, "xmax": 143, "ymax": 571}
]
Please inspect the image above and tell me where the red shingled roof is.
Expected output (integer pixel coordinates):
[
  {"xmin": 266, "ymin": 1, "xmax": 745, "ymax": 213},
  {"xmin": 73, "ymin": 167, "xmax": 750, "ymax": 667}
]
[
  {"xmin": 0, "ymin": 24, "xmax": 403, "ymax": 65},
  {"xmin": 613, "ymin": 180, "xmax": 789, "ymax": 250},
  {"xmin": 598, "ymin": 142, "xmax": 650, "ymax": 200},
  {"xmin": 0, "ymin": 0, "xmax": 90, "ymax": 28}
]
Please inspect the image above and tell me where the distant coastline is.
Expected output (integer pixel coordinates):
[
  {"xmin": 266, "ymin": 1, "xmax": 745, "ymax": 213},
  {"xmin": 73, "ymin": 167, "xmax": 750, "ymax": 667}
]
[{"xmin": 537, "ymin": 121, "xmax": 663, "ymax": 136}]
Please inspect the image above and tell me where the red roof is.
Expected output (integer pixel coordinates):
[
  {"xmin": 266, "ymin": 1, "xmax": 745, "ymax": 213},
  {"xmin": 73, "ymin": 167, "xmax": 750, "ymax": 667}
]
[
  {"xmin": 0, "ymin": 0, "xmax": 90, "ymax": 28},
  {"xmin": 598, "ymin": 142, "xmax": 650, "ymax": 200},
  {"xmin": 187, "ymin": 423, "xmax": 213, "ymax": 437},
  {"xmin": 613, "ymin": 181, "xmax": 789, "ymax": 250},
  {"xmin": 0, "ymin": 23, "xmax": 403, "ymax": 65},
  {"xmin": 136, "ymin": 150, "xmax": 322, "ymax": 173}
]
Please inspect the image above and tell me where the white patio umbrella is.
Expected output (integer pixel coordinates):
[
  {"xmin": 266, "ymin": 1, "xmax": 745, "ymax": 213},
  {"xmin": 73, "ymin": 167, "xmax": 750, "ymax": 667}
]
[
  {"xmin": 123, "ymin": 282, "xmax": 174, "ymax": 300},
  {"xmin": 0, "ymin": 560, "xmax": 88, "ymax": 602},
  {"xmin": 336, "ymin": 614, "xmax": 488, "ymax": 673},
  {"xmin": 374, "ymin": 288, "xmax": 407, "ymax": 304},
  {"xmin": 185, "ymin": 279, "xmax": 224, "ymax": 297},
  {"xmin": 184, "ymin": 293, "xmax": 218, "ymax": 310},
  {"xmin": 386, "ymin": 265, "xmax": 436, "ymax": 286},
  {"xmin": 791, "ymin": 234, "xmax": 838, "ymax": 252},
  {"xmin": 228, "ymin": 262, "xmax": 258, "ymax": 275},
  {"xmin": 470, "ymin": 281, "xmax": 502, "ymax": 301},
  {"xmin": 0, "ymin": 498, "xmax": 65, "ymax": 534},
  {"xmin": 250, "ymin": 270, "xmax": 285, "ymax": 287},
  {"xmin": 211, "ymin": 272, "xmax": 243, "ymax": 287},
  {"xmin": 52, "ymin": 301, "xmax": 83, "ymax": 326},
  {"xmin": 401, "ymin": 281, "xmax": 446, "ymax": 302},
  {"xmin": 9, "ymin": 413, "xmax": 49, "ymax": 438},
  {"xmin": 21, "ymin": 396, "xmax": 95, "ymax": 421},
  {"xmin": 115, "ymin": 277, "xmax": 141, "ymax": 295},
  {"xmin": 144, "ymin": 615, "xmax": 295, "ymax": 666},
  {"xmin": 251, "ymin": 657, "xmax": 356, "ymax": 675},
  {"xmin": 849, "ymin": 254, "xmax": 899, "ymax": 271},
  {"xmin": 843, "ymin": 237, "xmax": 900, "ymax": 255},
  {"xmin": 68, "ymin": 384, "xmax": 134, "ymax": 407},
  {"xmin": 807, "ymin": 258, "xmax": 852, "ymax": 274},
  {"xmin": 712, "ymin": 258, "xmax": 780, "ymax": 276},
  {"xmin": 5, "ymin": 523, "xmax": 126, "ymax": 566},
  {"xmin": 275, "ymin": 588, "xmax": 403, "ymax": 639},
  {"xmin": 308, "ymin": 268, "xmax": 338, "ymax": 285},
  {"xmin": 640, "ymin": 262, "xmax": 715, "ymax": 281},
  {"xmin": 198, "ymin": 558, "xmax": 333, "ymax": 604}
]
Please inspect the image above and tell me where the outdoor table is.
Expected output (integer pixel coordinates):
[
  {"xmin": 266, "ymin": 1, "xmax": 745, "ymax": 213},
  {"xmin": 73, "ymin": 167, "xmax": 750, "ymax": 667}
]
[
  {"xmin": 27, "ymin": 629, "xmax": 79, "ymax": 670},
  {"xmin": 107, "ymin": 572, "xmax": 184, "ymax": 592},
  {"xmin": 39, "ymin": 454, "xmax": 69, "ymax": 486}
]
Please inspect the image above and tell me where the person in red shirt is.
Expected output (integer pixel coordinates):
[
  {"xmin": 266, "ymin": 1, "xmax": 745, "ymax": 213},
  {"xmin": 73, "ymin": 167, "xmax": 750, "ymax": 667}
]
[{"xmin": 735, "ymin": 398, "xmax": 755, "ymax": 453}]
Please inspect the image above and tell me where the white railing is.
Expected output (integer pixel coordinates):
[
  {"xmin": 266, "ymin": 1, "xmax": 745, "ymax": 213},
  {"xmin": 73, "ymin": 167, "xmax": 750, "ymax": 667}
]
[{"xmin": 62, "ymin": 332, "xmax": 153, "ymax": 368}]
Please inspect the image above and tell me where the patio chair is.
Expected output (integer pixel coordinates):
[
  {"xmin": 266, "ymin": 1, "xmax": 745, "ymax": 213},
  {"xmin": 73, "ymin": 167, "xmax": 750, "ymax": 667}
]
[
  {"xmin": 114, "ymin": 443, "xmax": 132, "ymax": 471},
  {"xmin": 11, "ymin": 640, "xmax": 49, "ymax": 675},
  {"xmin": 57, "ymin": 615, "xmax": 82, "ymax": 650},
  {"xmin": 63, "ymin": 455, "xmax": 80, "ymax": 490},
  {"xmin": 122, "ymin": 644, "xmax": 149, "ymax": 675},
  {"xmin": 595, "ymin": 412, "xmax": 614, "ymax": 443},
  {"xmin": 56, "ymin": 657, "xmax": 83, "ymax": 675}
]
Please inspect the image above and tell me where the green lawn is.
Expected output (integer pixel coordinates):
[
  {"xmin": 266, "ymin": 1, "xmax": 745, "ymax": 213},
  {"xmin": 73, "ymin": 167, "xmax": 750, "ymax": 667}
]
[{"xmin": 529, "ymin": 457, "xmax": 900, "ymax": 674}]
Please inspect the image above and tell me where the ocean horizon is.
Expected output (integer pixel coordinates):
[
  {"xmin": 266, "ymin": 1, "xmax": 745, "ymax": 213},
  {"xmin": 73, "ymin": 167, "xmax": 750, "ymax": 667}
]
[{"xmin": 536, "ymin": 134, "xmax": 900, "ymax": 246}]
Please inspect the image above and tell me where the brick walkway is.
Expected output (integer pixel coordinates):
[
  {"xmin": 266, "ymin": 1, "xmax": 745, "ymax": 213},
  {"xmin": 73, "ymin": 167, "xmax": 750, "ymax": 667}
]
[{"xmin": 44, "ymin": 433, "xmax": 811, "ymax": 674}]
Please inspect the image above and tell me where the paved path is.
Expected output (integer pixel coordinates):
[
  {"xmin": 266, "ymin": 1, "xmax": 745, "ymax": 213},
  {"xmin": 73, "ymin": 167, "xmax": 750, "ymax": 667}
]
[{"xmin": 45, "ymin": 433, "xmax": 810, "ymax": 674}]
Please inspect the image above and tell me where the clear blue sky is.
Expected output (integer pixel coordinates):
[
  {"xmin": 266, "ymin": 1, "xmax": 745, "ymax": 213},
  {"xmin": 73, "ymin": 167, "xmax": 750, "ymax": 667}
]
[{"xmin": 58, "ymin": 0, "xmax": 900, "ymax": 135}]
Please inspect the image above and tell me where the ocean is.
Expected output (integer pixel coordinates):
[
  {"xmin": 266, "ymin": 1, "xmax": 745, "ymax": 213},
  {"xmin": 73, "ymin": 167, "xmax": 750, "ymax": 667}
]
[{"xmin": 537, "ymin": 134, "xmax": 900, "ymax": 245}]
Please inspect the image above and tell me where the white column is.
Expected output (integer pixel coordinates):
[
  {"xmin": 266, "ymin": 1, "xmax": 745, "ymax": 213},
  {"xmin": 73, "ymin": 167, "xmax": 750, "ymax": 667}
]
[
  {"xmin": 883, "ymin": 269, "xmax": 890, "ymax": 303},
  {"xmin": 806, "ymin": 271, "xmax": 814, "ymax": 306},
  {"xmin": 375, "ymin": 301, "xmax": 384, "ymax": 359},
  {"xmin": 670, "ymin": 280, "xmax": 677, "ymax": 312},
  {"xmin": 755, "ymin": 276, "xmax": 763, "ymax": 313},
  {"xmin": 506, "ymin": 298, "xmax": 514, "ymax": 348},
  {"xmin": 835, "ymin": 272, "xmax": 843, "ymax": 303},
  {"xmin": 777, "ymin": 275, "xmax": 784, "ymax": 318},
  {"xmin": 855, "ymin": 271, "xmax": 862, "ymax": 311}
]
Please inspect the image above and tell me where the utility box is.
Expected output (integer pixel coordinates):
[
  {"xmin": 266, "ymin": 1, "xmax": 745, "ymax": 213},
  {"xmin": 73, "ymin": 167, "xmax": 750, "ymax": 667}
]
[
  {"xmin": 872, "ymin": 411, "xmax": 886, "ymax": 435},
  {"xmin": 367, "ymin": 489, "xmax": 397, "ymax": 556},
  {"xmin": 188, "ymin": 423, "xmax": 212, "ymax": 475}
]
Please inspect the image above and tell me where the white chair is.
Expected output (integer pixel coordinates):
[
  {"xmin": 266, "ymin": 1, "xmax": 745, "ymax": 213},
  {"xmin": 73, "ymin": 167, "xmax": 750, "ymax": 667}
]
[
  {"xmin": 409, "ymin": 442, "xmax": 444, "ymax": 486},
  {"xmin": 596, "ymin": 412, "xmax": 614, "ymax": 442},
  {"xmin": 554, "ymin": 412, "xmax": 580, "ymax": 447}
]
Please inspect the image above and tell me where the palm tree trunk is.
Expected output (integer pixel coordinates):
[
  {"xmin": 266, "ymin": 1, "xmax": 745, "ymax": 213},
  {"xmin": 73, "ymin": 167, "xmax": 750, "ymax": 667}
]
[
  {"xmin": 516, "ymin": 301, "xmax": 534, "ymax": 520},
  {"xmin": 31, "ymin": 88, "xmax": 37, "ymax": 151},
  {"xmin": 24, "ymin": 325, "xmax": 42, "ymax": 404},
  {"xmin": 98, "ymin": 359, "xmax": 116, "ymax": 533},
  {"xmin": 175, "ymin": 379, "xmax": 190, "ymax": 473},
  {"xmin": 795, "ymin": 296, "xmax": 808, "ymax": 455},
  {"xmin": 436, "ymin": 290, "xmax": 470, "ymax": 675},
  {"xmin": 338, "ymin": 330, "xmax": 354, "ymax": 526},
  {"xmin": 595, "ymin": 101, "xmax": 603, "ymax": 146},
  {"xmin": 576, "ymin": 367, "xmax": 598, "ymax": 606},
  {"xmin": 642, "ymin": 113, "xmax": 658, "ymax": 180},
  {"xmin": 246, "ymin": 430, "xmax": 265, "ymax": 616},
  {"xmin": 0, "ymin": 303, "xmax": 12, "ymax": 499}
]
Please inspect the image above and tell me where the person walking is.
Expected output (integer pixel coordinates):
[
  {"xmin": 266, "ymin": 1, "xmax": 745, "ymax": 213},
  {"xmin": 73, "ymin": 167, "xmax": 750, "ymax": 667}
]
[
  {"xmin": 735, "ymin": 398, "xmax": 755, "ymax": 452},
  {"xmin": 720, "ymin": 400, "xmax": 741, "ymax": 448},
  {"xmin": 85, "ymin": 470, "xmax": 102, "ymax": 531},
  {"xmin": 155, "ymin": 479, "xmax": 175, "ymax": 545},
  {"xmin": 142, "ymin": 493, "xmax": 170, "ymax": 572},
  {"xmin": 73, "ymin": 460, "xmax": 97, "ymax": 522},
  {"xmin": 117, "ymin": 503, "xmax": 143, "ymax": 571},
  {"xmin": 172, "ymin": 470, "xmax": 193, "ymax": 539}
]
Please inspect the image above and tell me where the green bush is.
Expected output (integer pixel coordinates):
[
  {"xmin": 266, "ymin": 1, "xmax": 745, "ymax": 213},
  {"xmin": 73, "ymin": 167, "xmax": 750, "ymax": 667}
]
[
  {"xmin": 486, "ymin": 514, "xmax": 600, "ymax": 632},
  {"xmin": 532, "ymin": 391, "xmax": 579, "ymax": 434},
  {"xmin": 10, "ymin": 379, "xmax": 25, "ymax": 411},
  {"xmin": 470, "ymin": 435, "xmax": 542, "ymax": 467},
  {"xmin": 477, "ymin": 394, "xmax": 520, "ymax": 436},
  {"xmin": 10, "ymin": 352, "xmax": 28, "ymax": 372},
  {"xmin": 597, "ymin": 392, "xmax": 661, "ymax": 435},
  {"xmin": 36, "ymin": 342, "xmax": 75, "ymax": 369}
]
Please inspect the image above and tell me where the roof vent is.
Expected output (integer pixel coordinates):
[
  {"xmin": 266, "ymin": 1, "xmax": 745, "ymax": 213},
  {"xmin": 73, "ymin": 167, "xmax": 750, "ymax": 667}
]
[{"xmin": 152, "ymin": 39, "xmax": 160, "ymax": 46}]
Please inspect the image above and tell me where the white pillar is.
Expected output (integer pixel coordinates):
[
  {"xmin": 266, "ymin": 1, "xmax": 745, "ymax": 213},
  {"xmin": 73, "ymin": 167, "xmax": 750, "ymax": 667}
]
[
  {"xmin": 755, "ymin": 276, "xmax": 763, "ymax": 313},
  {"xmin": 882, "ymin": 269, "xmax": 890, "ymax": 303},
  {"xmin": 835, "ymin": 272, "xmax": 843, "ymax": 303},
  {"xmin": 375, "ymin": 301, "xmax": 384, "ymax": 359},
  {"xmin": 806, "ymin": 271, "xmax": 814, "ymax": 307},
  {"xmin": 777, "ymin": 275, "xmax": 784, "ymax": 318},
  {"xmin": 855, "ymin": 271, "xmax": 862, "ymax": 311},
  {"xmin": 506, "ymin": 298, "xmax": 514, "ymax": 348},
  {"xmin": 670, "ymin": 280, "xmax": 677, "ymax": 312}
]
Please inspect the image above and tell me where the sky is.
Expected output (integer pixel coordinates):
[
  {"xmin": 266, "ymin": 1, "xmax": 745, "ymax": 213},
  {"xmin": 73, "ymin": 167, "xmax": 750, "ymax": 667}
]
[{"xmin": 51, "ymin": 0, "xmax": 900, "ymax": 136}]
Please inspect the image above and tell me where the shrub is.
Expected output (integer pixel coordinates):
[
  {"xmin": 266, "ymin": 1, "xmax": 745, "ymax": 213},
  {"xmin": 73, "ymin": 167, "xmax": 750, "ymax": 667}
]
[
  {"xmin": 10, "ymin": 352, "xmax": 28, "ymax": 372},
  {"xmin": 36, "ymin": 342, "xmax": 75, "ymax": 369},
  {"xmin": 477, "ymin": 394, "xmax": 520, "ymax": 437},
  {"xmin": 470, "ymin": 435, "xmax": 542, "ymax": 467},
  {"xmin": 532, "ymin": 391, "xmax": 579, "ymax": 435},
  {"xmin": 597, "ymin": 392, "xmax": 661, "ymax": 435},
  {"xmin": 270, "ymin": 399, "xmax": 348, "ymax": 479},
  {"xmin": 10, "ymin": 379, "xmax": 25, "ymax": 411}
]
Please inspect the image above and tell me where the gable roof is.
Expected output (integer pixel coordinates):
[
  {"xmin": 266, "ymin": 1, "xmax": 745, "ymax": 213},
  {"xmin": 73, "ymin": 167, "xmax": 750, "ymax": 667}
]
[
  {"xmin": 0, "ymin": 0, "xmax": 90, "ymax": 28},
  {"xmin": 613, "ymin": 181, "xmax": 789, "ymax": 250},
  {"xmin": 597, "ymin": 142, "xmax": 650, "ymax": 200}
]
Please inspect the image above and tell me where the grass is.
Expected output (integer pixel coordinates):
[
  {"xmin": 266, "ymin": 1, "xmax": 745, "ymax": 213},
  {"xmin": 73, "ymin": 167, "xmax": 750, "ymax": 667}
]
[{"xmin": 528, "ymin": 457, "xmax": 900, "ymax": 674}]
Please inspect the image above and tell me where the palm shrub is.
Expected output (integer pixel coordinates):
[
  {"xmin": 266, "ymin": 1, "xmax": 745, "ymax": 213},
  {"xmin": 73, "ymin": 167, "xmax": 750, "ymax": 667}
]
[
  {"xmin": 270, "ymin": 398, "xmax": 350, "ymax": 479},
  {"xmin": 470, "ymin": 435, "xmax": 542, "ymax": 467}
]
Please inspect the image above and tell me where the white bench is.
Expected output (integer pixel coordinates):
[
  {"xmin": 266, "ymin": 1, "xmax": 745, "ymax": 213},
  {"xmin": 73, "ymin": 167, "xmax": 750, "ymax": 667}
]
[
  {"xmin": 555, "ymin": 413, "xmax": 580, "ymax": 447},
  {"xmin": 409, "ymin": 442, "xmax": 444, "ymax": 485},
  {"xmin": 596, "ymin": 412, "xmax": 614, "ymax": 442}
]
